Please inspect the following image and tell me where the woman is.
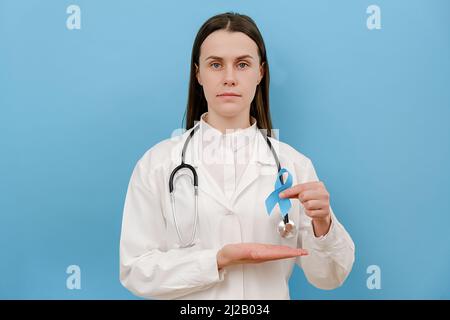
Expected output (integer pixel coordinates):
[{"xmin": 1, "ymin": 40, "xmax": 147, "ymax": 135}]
[{"xmin": 120, "ymin": 12, "xmax": 355, "ymax": 300}]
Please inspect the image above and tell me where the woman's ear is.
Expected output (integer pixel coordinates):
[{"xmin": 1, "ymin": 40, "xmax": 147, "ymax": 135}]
[
  {"xmin": 258, "ymin": 62, "xmax": 265, "ymax": 85},
  {"xmin": 195, "ymin": 63, "xmax": 202, "ymax": 86}
]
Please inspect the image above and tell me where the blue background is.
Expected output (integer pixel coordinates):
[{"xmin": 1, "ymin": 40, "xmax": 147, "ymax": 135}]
[{"xmin": 1, "ymin": 0, "xmax": 449, "ymax": 299}]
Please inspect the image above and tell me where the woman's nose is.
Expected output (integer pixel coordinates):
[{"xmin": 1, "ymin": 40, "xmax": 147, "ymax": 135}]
[{"xmin": 223, "ymin": 66, "xmax": 237, "ymax": 86}]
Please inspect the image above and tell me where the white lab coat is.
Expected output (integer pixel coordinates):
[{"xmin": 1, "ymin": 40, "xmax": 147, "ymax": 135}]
[{"xmin": 119, "ymin": 122, "xmax": 355, "ymax": 300}]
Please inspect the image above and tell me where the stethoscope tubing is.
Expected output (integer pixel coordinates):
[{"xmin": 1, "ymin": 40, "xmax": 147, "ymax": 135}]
[{"xmin": 169, "ymin": 123, "xmax": 293, "ymax": 247}]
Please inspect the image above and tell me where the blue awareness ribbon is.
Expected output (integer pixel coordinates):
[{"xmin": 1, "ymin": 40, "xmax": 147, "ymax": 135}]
[{"xmin": 265, "ymin": 168, "xmax": 293, "ymax": 218}]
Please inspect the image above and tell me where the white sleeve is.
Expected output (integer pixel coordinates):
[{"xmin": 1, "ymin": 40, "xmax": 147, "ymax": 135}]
[
  {"xmin": 119, "ymin": 152, "xmax": 226, "ymax": 300},
  {"xmin": 294, "ymin": 158, "xmax": 355, "ymax": 290}
]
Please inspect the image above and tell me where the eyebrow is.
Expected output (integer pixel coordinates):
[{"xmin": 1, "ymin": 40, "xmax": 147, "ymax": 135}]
[{"xmin": 204, "ymin": 54, "xmax": 254, "ymax": 61}]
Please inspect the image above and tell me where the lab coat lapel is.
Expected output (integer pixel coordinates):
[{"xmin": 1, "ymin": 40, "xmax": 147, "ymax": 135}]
[
  {"xmin": 231, "ymin": 131, "xmax": 278, "ymax": 205},
  {"xmin": 195, "ymin": 165, "xmax": 234, "ymax": 212},
  {"xmin": 184, "ymin": 126, "xmax": 234, "ymax": 212}
]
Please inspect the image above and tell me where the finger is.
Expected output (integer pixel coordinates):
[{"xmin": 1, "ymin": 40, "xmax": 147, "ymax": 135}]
[
  {"xmin": 279, "ymin": 181, "xmax": 321, "ymax": 199},
  {"xmin": 302, "ymin": 199, "xmax": 326, "ymax": 210},
  {"xmin": 243, "ymin": 244, "xmax": 308, "ymax": 257},
  {"xmin": 253, "ymin": 246, "xmax": 309, "ymax": 261},
  {"xmin": 297, "ymin": 189, "xmax": 328, "ymax": 203},
  {"xmin": 264, "ymin": 248, "xmax": 309, "ymax": 261},
  {"xmin": 304, "ymin": 208, "xmax": 328, "ymax": 218},
  {"xmin": 251, "ymin": 251, "xmax": 307, "ymax": 262},
  {"xmin": 267, "ymin": 245, "xmax": 309, "ymax": 256}
]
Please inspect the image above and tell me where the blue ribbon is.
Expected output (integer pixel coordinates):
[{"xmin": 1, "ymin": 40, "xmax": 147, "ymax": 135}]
[{"xmin": 265, "ymin": 168, "xmax": 293, "ymax": 218}]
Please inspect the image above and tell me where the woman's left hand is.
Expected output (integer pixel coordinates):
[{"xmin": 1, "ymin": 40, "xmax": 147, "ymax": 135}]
[{"xmin": 279, "ymin": 181, "xmax": 332, "ymax": 236}]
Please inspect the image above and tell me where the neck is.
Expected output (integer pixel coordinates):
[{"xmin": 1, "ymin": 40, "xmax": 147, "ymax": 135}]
[{"xmin": 205, "ymin": 109, "xmax": 252, "ymax": 134}]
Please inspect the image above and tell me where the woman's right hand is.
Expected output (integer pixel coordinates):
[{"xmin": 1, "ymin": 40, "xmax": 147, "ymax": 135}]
[{"xmin": 216, "ymin": 243, "xmax": 308, "ymax": 270}]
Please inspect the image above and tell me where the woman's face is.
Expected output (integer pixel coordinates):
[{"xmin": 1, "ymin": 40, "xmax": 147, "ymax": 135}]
[{"xmin": 196, "ymin": 30, "xmax": 264, "ymax": 119}]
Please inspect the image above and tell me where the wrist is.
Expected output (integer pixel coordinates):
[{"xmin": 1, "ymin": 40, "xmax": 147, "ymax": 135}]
[
  {"xmin": 216, "ymin": 248, "xmax": 225, "ymax": 270},
  {"xmin": 312, "ymin": 214, "xmax": 331, "ymax": 224},
  {"xmin": 312, "ymin": 214, "xmax": 332, "ymax": 237}
]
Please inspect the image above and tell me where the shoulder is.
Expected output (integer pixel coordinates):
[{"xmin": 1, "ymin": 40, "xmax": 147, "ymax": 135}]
[{"xmin": 135, "ymin": 129, "xmax": 191, "ymax": 173}]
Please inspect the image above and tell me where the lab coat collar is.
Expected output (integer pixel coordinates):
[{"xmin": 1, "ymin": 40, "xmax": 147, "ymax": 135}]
[
  {"xmin": 195, "ymin": 111, "xmax": 277, "ymax": 166},
  {"xmin": 198, "ymin": 112, "xmax": 258, "ymax": 153}
]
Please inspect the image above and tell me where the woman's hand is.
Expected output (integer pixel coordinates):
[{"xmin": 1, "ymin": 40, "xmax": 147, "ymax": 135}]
[
  {"xmin": 216, "ymin": 243, "xmax": 308, "ymax": 270},
  {"xmin": 279, "ymin": 181, "xmax": 332, "ymax": 236}
]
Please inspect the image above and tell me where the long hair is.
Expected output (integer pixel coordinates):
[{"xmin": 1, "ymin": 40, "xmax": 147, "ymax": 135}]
[{"xmin": 183, "ymin": 12, "xmax": 274, "ymax": 137}]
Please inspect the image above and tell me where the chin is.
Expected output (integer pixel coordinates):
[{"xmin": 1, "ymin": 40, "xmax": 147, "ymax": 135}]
[{"xmin": 212, "ymin": 103, "xmax": 246, "ymax": 118}]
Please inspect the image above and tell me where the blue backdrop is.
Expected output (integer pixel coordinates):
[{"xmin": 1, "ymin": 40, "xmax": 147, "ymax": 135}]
[{"xmin": 1, "ymin": 0, "xmax": 449, "ymax": 299}]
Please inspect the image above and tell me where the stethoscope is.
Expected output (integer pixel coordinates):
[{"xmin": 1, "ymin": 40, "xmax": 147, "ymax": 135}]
[{"xmin": 169, "ymin": 124, "xmax": 297, "ymax": 248}]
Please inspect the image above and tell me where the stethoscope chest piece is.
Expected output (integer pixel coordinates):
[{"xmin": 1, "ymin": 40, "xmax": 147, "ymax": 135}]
[{"xmin": 278, "ymin": 219, "xmax": 297, "ymax": 239}]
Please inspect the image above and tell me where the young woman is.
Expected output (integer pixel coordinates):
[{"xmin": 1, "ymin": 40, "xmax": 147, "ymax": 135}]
[{"xmin": 120, "ymin": 12, "xmax": 355, "ymax": 300}]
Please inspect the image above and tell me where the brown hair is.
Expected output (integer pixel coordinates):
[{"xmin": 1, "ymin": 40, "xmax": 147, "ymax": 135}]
[{"xmin": 183, "ymin": 12, "xmax": 274, "ymax": 137}]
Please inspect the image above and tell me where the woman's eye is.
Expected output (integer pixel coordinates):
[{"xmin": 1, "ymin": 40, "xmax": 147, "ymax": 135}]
[{"xmin": 210, "ymin": 62, "xmax": 249, "ymax": 69}]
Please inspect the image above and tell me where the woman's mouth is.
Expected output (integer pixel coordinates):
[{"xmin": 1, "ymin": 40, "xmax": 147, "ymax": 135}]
[{"xmin": 217, "ymin": 92, "xmax": 241, "ymax": 97}]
